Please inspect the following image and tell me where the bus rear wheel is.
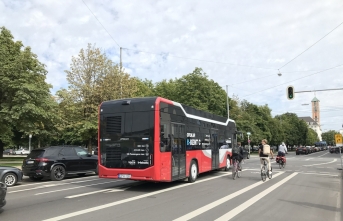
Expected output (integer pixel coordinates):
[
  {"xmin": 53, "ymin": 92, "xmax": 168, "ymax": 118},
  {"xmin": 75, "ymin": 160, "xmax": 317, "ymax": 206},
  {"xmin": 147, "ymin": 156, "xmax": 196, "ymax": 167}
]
[
  {"xmin": 224, "ymin": 156, "xmax": 230, "ymax": 171},
  {"xmin": 188, "ymin": 160, "xmax": 198, "ymax": 183}
]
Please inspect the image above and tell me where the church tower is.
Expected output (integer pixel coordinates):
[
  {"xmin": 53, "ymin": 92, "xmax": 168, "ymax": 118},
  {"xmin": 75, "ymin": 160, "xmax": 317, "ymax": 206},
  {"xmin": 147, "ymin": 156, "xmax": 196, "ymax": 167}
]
[{"xmin": 311, "ymin": 97, "xmax": 320, "ymax": 125}]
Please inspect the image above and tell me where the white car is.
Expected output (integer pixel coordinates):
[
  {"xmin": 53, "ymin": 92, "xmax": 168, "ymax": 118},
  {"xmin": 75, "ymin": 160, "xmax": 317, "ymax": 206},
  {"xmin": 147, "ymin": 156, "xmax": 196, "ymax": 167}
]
[{"xmin": 14, "ymin": 149, "xmax": 30, "ymax": 155}]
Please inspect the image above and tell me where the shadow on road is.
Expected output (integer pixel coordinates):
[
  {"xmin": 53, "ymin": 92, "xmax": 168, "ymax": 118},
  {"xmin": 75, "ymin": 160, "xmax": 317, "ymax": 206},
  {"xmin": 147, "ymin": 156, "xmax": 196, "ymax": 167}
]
[{"xmin": 279, "ymin": 199, "xmax": 340, "ymax": 212}]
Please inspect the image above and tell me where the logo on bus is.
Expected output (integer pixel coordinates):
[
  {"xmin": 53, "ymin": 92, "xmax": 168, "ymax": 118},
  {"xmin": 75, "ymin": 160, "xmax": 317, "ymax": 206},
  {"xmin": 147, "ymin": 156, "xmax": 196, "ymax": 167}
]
[{"xmin": 187, "ymin": 139, "xmax": 201, "ymax": 145}]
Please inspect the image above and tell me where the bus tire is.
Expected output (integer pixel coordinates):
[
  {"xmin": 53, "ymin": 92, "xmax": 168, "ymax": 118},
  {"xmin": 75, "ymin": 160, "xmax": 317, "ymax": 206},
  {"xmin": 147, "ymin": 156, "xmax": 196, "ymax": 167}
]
[
  {"xmin": 224, "ymin": 156, "xmax": 231, "ymax": 171},
  {"xmin": 188, "ymin": 160, "xmax": 198, "ymax": 183}
]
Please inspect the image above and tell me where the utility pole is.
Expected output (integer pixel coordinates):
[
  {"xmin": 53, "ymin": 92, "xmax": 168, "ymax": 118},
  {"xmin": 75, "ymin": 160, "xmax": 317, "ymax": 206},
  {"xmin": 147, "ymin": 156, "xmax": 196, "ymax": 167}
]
[
  {"xmin": 226, "ymin": 85, "xmax": 229, "ymax": 119},
  {"xmin": 120, "ymin": 47, "xmax": 123, "ymax": 99}
]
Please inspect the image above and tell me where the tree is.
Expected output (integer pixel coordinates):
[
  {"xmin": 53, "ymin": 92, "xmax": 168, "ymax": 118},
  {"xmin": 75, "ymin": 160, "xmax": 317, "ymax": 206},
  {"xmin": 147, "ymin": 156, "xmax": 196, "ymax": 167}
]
[
  {"xmin": 0, "ymin": 27, "xmax": 57, "ymax": 158},
  {"xmin": 322, "ymin": 130, "xmax": 337, "ymax": 145},
  {"xmin": 60, "ymin": 44, "xmax": 139, "ymax": 152},
  {"xmin": 306, "ymin": 128, "xmax": 318, "ymax": 145}
]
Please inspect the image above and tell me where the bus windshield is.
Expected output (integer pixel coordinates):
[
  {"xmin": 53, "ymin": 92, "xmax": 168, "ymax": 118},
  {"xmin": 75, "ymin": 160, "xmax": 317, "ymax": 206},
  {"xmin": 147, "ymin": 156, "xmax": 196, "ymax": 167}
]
[{"xmin": 100, "ymin": 111, "xmax": 154, "ymax": 169}]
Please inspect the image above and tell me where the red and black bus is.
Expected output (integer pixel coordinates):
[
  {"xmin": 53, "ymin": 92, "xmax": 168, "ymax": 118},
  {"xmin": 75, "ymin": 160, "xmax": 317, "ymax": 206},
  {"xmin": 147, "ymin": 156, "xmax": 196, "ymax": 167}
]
[{"xmin": 98, "ymin": 97, "xmax": 238, "ymax": 182}]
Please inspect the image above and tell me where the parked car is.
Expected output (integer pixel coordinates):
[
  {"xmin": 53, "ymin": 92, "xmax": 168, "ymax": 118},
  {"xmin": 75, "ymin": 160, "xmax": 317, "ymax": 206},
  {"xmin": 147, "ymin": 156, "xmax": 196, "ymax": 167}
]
[
  {"xmin": 14, "ymin": 149, "xmax": 30, "ymax": 155},
  {"xmin": 0, "ymin": 166, "xmax": 23, "ymax": 187},
  {"xmin": 3, "ymin": 149, "xmax": 14, "ymax": 155},
  {"xmin": 296, "ymin": 146, "xmax": 309, "ymax": 155},
  {"xmin": 21, "ymin": 149, "xmax": 30, "ymax": 155},
  {"xmin": 22, "ymin": 146, "xmax": 98, "ymax": 181},
  {"xmin": 0, "ymin": 182, "xmax": 6, "ymax": 208}
]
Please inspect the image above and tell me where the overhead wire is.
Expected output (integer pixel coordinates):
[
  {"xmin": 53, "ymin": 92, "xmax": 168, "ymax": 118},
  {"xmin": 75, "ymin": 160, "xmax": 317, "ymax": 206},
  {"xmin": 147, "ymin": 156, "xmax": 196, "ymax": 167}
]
[
  {"xmin": 240, "ymin": 63, "xmax": 343, "ymax": 98},
  {"xmin": 279, "ymin": 20, "xmax": 343, "ymax": 70},
  {"xmin": 81, "ymin": 0, "xmax": 121, "ymax": 48}
]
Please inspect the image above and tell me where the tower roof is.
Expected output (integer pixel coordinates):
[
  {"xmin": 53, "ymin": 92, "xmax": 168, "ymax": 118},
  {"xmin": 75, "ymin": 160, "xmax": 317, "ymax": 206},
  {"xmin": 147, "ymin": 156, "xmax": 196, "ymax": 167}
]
[{"xmin": 311, "ymin": 97, "xmax": 320, "ymax": 102}]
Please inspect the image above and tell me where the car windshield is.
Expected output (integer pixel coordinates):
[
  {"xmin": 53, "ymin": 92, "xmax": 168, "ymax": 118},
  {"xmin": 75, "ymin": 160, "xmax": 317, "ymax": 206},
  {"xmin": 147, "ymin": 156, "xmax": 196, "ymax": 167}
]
[{"xmin": 27, "ymin": 150, "xmax": 44, "ymax": 158}]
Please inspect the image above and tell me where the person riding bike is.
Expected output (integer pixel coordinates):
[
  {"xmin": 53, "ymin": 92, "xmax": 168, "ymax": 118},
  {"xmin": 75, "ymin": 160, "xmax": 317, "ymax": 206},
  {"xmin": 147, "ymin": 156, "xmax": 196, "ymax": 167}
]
[
  {"xmin": 278, "ymin": 142, "xmax": 287, "ymax": 157},
  {"xmin": 259, "ymin": 139, "xmax": 272, "ymax": 176},
  {"xmin": 232, "ymin": 142, "xmax": 244, "ymax": 171}
]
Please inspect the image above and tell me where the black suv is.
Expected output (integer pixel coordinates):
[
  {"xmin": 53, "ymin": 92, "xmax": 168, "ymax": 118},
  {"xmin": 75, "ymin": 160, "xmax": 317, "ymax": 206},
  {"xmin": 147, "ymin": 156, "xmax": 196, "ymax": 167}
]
[
  {"xmin": 22, "ymin": 146, "xmax": 98, "ymax": 181},
  {"xmin": 0, "ymin": 182, "xmax": 6, "ymax": 208}
]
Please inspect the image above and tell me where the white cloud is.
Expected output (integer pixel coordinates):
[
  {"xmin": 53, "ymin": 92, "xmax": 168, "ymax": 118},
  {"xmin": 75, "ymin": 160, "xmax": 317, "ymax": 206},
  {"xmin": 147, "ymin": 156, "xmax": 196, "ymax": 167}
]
[{"xmin": 1, "ymin": 0, "xmax": 342, "ymax": 132}]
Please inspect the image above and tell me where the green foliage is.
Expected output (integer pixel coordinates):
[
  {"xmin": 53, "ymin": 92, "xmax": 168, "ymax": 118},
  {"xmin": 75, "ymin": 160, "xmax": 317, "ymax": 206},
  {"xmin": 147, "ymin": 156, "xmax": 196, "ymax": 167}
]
[
  {"xmin": 0, "ymin": 27, "xmax": 58, "ymax": 157},
  {"xmin": 321, "ymin": 130, "xmax": 337, "ymax": 145}
]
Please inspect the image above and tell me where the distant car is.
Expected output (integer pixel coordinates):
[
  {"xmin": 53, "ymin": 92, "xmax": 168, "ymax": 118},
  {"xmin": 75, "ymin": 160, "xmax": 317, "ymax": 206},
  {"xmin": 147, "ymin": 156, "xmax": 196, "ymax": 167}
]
[
  {"xmin": 21, "ymin": 149, "xmax": 30, "ymax": 155},
  {"xmin": 0, "ymin": 182, "xmax": 6, "ymax": 208},
  {"xmin": 94, "ymin": 147, "xmax": 98, "ymax": 155},
  {"xmin": 22, "ymin": 146, "xmax": 98, "ymax": 181},
  {"xmin": 14, "ymin": 149, "xmax": 29, "ymax": 155},
  {"xmin": 296, "ymin": 146, "xmax": 309, "ymax": 155},
  {"xmin": 3, "ymin": 149, "xmax": 14, "ymax": 155},
  {"xmin": 0, "ymin": 166, "xmax": 23, "ymax": 187}
]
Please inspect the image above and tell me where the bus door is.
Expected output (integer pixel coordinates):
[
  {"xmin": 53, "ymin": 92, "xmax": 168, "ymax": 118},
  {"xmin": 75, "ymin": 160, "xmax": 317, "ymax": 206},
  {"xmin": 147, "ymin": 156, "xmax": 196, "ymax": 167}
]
[
  {"xmin": 211, "ymin": 129, "xmax": 219, "ymax": 169},
  {"xmin": 171, "ymin": 123, "xmax": 186, "ymax": 180}
]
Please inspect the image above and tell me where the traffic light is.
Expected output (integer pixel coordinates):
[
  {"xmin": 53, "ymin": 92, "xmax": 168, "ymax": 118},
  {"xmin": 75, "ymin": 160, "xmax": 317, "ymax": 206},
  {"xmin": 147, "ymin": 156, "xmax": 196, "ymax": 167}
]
[{"xmin": 287, "ymin": 86, "xmax": 294, "ymax": 100}]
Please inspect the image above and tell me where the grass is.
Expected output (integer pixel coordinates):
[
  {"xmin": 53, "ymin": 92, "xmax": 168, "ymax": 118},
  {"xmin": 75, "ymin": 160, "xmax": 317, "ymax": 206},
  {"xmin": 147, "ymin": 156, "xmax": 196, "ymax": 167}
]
[
  {"xmin": 0, "ymin": 163, "xmax": 22, "ymax": 167},
  {"xmin": 0, "ymin": 157, "xmax": 26, "ymax": 161}
]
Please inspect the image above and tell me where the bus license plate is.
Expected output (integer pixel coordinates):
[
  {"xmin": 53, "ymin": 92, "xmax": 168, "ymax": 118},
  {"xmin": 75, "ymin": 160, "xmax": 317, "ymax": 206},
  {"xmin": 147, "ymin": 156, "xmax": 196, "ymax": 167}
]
[{"xmin": 118, "ymin": 174, "xmax": 131, "ymax": 179}]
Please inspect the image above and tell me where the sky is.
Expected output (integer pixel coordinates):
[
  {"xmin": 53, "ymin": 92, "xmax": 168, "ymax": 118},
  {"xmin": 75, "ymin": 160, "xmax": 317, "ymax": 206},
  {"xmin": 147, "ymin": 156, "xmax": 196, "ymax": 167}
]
[{"xmin": 1, "ymin": 0, "xmax": 343, "ymax": 133}]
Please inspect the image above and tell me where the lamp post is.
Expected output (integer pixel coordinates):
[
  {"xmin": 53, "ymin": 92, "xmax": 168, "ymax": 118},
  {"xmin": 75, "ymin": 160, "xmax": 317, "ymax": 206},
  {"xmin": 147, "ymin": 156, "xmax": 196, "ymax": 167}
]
[
  {"xmin": 247, "ymin": 132, "xmax": 251, "ymax": 154},
  {"xmin": 29, "ymin": 134, "xmax": 32, "ymax": 152}
]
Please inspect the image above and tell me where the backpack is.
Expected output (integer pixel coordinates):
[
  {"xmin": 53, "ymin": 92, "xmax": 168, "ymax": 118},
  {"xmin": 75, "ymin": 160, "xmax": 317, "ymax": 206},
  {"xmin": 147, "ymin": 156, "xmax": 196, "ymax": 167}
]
[
  {"xmin": 232, "ymin": 146, "xmax": 239, "ymax": 155},
  {"xmin": 263, "ymin": 144, "xmax": 270, "ymax": 155}
]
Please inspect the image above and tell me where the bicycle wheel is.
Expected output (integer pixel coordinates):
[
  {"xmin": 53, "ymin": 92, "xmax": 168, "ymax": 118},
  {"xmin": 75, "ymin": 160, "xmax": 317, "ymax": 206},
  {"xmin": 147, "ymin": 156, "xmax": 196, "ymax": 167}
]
[
  {"xmin": 268, "ymin": 166, "xmax": 272, "ymax": 179},
  {"xmin": 282, "ymin": 161, "xmax": 286, "ymax": 168},
  {"xmin": 237, "ymin": 162, "xmax": 241, "ymax": 178},
  {"xmin": 279, "ymin": 161, "xmax": 282, "ymax": 169},
  {"xmin": 261, "ymin": 165, "xmax": 267, "ymax": 182},
  {"xmin": 232, "ymin": 161, "xmax": 237, "ymax": 180}
]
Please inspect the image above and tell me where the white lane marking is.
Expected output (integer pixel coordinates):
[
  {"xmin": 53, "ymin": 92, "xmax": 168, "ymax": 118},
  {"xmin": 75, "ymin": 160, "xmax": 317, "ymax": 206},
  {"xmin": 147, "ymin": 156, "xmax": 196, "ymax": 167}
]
[
  {"xmin": 65, "ymin": 189, "xmax": 112, "ymax": 198},
  {"xmin": 42, "ymin": 172, "xmax": 234, "ymax": 221},
  {"xmin": 36, "ymin": 181, "xmax": 119, "ymax": 195},
  {"xmin": 9, "ymin": 178, "xmax": 103, "ymax": 193},
  {"xmin": 317, "ymin": 152, "xmax": 329, "ymax": 157},
  {"xmin": 303, "ymin": 159, "xmax": 337, "ymax": 167},
  {"xmin": 173, "ymin": 172, "xmax": 284, "ymax": 221},
  {"xmin": 305, "ymin": 158, "xmax": 313, "ymax": 161},
  {"xmin": 65, "ymin": 186, "xmax": 130, "ymax": 198},
  {"xmin": 302, "ymin": 173, "xmax": 338, "ymax": 177},
  {"xmin": 11, "ymin": 176, "xmax": 99, "ymax": 188},
  {"xmin": 215, "ymin": 173, "xmax": 298, "ymax": 221}
]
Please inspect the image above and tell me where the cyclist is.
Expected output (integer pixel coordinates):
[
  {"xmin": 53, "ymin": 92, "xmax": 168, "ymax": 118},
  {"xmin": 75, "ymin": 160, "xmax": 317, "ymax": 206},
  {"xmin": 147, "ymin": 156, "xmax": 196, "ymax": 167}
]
[
  {"xmin": 259, "ymin": 139, "xmax": 272, "ymax": 176},
  {"xmin": 278, "ymin": 142, "xmax": 287, "ymax": 157},
  {"xmin": 232, "ymin": 142, "xmax": 244, "ymax": 171}
]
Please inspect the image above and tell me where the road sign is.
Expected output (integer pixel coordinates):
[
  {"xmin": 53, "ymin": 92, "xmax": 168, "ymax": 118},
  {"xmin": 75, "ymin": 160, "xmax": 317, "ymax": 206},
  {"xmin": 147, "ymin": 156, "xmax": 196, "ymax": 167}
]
[
  {"xmin": 247, "ymin": 132, "xmax": 251, "ymax": 135},
  {"xmin": 335, "ymin": 134, "xmax": 343, "ymax": 146}
]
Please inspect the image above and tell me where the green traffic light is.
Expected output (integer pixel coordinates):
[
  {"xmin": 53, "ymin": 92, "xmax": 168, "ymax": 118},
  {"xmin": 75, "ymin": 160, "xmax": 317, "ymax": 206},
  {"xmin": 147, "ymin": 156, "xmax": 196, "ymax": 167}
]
[{"xmin": 287, "ymin": 86, "xmax": 294, "ymax": 100}]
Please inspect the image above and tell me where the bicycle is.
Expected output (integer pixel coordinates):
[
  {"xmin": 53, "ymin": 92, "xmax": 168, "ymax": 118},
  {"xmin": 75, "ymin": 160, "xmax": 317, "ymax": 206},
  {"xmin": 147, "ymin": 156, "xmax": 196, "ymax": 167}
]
[
  {"xmin": 261, "ymin": 158, "xmax": 272, "ymax": 182},
  {"xmin": 276, "ymin": 155, "xmax": 286, "ymax": 169},
  {"xmin": 232, "ymin": 158, "xmax": 241, "ymax": 180}
]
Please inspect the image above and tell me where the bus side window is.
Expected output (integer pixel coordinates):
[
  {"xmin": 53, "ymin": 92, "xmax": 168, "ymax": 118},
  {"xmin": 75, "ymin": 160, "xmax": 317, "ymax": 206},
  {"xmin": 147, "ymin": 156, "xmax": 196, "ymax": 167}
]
[{"xmin": 160, "ymin": 123, "xmax": 171, "ymax": 152}]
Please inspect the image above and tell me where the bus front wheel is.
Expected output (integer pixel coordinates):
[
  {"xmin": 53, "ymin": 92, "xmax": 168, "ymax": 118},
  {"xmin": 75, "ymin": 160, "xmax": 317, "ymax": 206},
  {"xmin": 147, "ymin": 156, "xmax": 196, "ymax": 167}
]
[{"xmin": 188, "ymin": 160, "xmax": 198, "ymax": 183}]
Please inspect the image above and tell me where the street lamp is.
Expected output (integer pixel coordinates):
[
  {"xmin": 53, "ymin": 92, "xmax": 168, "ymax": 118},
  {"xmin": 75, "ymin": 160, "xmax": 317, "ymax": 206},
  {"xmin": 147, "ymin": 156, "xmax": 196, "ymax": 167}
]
[{"xmin": 29, "ymin": 134, "xmax": 32, "ymax": 152}]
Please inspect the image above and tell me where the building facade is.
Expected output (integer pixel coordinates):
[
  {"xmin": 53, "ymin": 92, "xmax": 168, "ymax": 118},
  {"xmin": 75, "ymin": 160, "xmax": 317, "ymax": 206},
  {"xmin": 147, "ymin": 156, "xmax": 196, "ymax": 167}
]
[{"xmin": 298, "ymin": 116, "xmax": 322, "ymax": 141}]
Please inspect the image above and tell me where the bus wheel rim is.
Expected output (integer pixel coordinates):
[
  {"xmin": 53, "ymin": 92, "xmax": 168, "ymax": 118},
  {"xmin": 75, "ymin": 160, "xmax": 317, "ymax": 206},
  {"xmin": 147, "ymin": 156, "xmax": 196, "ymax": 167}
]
[{"xmin": 191, "ymin": 164, "xmax": 197, "ymax": 179}]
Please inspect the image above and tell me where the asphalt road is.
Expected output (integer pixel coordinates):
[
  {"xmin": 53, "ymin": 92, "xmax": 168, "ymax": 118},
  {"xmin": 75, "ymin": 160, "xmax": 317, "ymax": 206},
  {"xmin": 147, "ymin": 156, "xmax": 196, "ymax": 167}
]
[{"xmin": 1, "ymin": 150, "xmax": 342, "ymax": 221}]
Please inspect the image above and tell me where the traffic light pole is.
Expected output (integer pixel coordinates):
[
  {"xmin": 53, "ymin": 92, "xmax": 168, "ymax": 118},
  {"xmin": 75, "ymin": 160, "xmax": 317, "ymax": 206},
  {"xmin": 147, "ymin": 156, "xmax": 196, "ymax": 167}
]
[{"xmin": 294, "ymin": 88, "xmax": 343, "ymax": 93}]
